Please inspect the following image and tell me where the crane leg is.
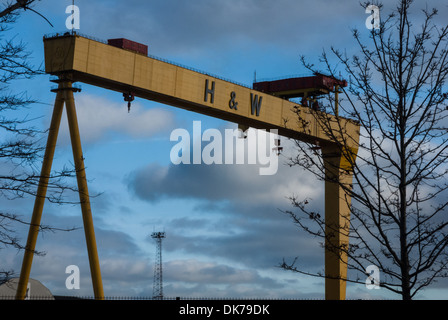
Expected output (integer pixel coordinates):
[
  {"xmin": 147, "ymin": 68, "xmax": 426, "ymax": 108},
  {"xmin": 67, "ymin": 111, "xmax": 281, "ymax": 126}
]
[
  {"xmin": 323, "ymin": 146, "xmax": 355, "ymax": 300},
  {"xmin": 15, "ymin": 87, "xmax": 65, "ymax": 300},
  {"xmin": 63, "ymin": 81, "xmax": 104, "ymax": 300},
  {"xmin": 16, "ymin": 80, "xmax": 104, "ymax": 300}
]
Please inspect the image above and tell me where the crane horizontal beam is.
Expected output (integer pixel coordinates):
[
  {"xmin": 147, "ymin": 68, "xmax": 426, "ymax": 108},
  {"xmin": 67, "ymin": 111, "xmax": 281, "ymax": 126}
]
[{"xmin": 43, "ymin": 34, "xmax": 359, "ymax": 152}]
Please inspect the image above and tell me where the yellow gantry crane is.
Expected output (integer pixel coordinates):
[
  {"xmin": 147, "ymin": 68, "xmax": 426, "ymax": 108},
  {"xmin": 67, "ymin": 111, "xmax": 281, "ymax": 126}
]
[{"xmin": 16, "ymin": 34, "xmax": 360, "ymax": 300}]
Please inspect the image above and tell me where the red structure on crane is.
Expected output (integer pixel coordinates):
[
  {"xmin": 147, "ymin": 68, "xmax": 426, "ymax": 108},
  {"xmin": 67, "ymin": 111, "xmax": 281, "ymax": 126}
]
[
  {"xmin": 253, "ymin": 73, "xmax": 347, "ymax": 111},
  {"xmin": 107, "ymin": 38, "xmax": 148, "ymax": 56}
]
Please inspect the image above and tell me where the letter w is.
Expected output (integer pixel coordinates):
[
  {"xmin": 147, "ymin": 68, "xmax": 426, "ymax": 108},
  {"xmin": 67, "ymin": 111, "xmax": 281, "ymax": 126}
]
[{"xmin": 250, "ymin": 93, "xmax": 262, "ymax": 116}]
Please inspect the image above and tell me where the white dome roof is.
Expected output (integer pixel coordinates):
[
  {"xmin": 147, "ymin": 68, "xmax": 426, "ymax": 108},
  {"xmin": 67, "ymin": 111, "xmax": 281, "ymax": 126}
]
[{"xmin": 0, "ymin": 278, "xmax": 54, "ymax": 300}]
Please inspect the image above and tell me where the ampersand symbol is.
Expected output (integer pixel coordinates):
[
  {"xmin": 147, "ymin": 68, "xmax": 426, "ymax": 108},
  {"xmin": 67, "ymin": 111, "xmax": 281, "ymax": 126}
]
[{"xmin": 229, "ymin": 91, "xmax": 238, "ymax": 110}]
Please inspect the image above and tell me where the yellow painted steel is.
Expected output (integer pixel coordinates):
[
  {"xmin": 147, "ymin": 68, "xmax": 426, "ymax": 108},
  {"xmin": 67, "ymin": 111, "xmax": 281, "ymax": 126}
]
[
  {"xmin": 322, "ymin": 145, "xmax": 356, "ymax": 300},
  {"xmin": 16, "ymin": 81, "xmax": 104, "ymax": 300},
  {"xmin": 15, "ymin": 88, "xmax": 65, "ymax": 300},
  {"xmin": 43, "ymin": 34, "xmax": 359, "ymax": 151},
  {"xmin": 17, "ymin": 34, "xmax": 360, "ymax": 300},
  {"xmin": 63, "ymin": 81, "xmax": 104, "ymax": 300}
]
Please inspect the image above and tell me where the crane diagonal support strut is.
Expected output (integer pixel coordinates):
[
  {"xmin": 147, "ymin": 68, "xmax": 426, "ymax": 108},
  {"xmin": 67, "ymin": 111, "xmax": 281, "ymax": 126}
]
[
  {"xmin": 15, "ymin": 80, "xmax": 104, "ymax": 300},
  {"xmin": 16, "ymin": 34, "xmax": 360, "ymax": 300}
]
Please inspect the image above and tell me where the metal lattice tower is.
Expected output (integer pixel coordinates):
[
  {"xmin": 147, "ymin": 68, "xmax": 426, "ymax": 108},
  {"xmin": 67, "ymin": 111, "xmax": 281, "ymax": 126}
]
[{"xmin": 151, "ymin": 231, "xmax": 166, "ymax": 300}]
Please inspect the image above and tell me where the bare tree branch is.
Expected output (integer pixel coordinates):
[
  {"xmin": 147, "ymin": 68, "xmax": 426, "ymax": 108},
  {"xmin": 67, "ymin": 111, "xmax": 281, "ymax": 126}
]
[{"xmin": 281, "ymin": 0, "xmax": 448, "ymax": 300}]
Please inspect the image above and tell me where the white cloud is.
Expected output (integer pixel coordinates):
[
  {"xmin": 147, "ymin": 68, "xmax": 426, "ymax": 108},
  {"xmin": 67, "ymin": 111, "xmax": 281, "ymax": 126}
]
[{"xmin": 55, "ymin": 94, "xmax": 176, "ymax": 145}]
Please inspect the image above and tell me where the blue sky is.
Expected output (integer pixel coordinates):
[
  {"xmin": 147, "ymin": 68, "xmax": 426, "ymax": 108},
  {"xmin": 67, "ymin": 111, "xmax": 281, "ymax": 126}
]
[{"xmin": 2, "ymin": 0, "xmax": 448, "ymax": 300}]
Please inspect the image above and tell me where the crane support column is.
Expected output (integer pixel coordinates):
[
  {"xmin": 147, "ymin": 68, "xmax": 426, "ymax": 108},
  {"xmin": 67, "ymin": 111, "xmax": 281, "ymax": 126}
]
[
  {"xmin": 15, "ymin": 87, "xmax": 65, "ymax": 300},
  {"xmin": 16, "ymin": 80, "xmax": 104, "ymax": 300},
  {"xmin": 62, "ymin": 80, "xmax": 104, "ymax": 300},
  {"xmin": 323, "ymin": 145, "xmax": 356, "ymax": 300}
]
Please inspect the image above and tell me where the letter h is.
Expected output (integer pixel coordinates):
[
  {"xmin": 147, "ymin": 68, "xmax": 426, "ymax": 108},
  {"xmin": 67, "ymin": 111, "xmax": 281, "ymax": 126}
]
[{"xmin": 204, "ymin": 79, "xmax": 215, "ymax": 104}]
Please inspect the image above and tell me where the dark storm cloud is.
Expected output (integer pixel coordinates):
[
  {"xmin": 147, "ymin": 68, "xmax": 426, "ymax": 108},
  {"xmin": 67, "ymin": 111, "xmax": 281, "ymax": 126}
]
[
  {"xmin": 127, "ymin": 162, "xmax": 279, "ymax": 203},
  {"xmin": 165, "ymin": 259, "xmax": 280, "ymax": 287},
  {"xmin": 163, "ymin": 212, "xmax": 324, "ymax": 271},
  {"xmin": 126, "ymin": 135, "xmax": 326, "ymax": 273},
  {"xmin": 126, "ymin": 142, "xmax": 322, "ymax": 209},
  {"xmin": 76, "ymin": 0, "xmax": 364, "ymax": 56}
]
